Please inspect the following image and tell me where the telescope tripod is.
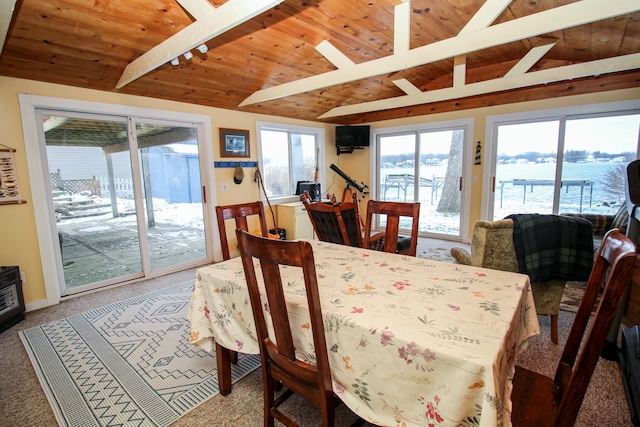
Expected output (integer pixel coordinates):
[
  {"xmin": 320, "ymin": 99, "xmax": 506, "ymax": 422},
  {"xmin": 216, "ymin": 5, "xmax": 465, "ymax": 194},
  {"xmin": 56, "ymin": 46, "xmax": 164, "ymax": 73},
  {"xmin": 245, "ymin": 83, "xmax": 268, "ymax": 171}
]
[
  {"xmin": 342, "ymin": 184, "xmax": 360, "ymax": 204},
  {"xmin": 341, "ymin": 184, "xmax": 366, "ymax": 229}
]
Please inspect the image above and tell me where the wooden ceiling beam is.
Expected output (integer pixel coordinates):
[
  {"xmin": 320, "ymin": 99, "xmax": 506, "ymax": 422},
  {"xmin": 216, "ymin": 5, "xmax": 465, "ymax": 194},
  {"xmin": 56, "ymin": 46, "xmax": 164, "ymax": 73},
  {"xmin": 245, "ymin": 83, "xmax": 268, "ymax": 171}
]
[
  {"xmin": 0, "ymin": 0, "xmax": 17, "ymax": 56},
  {"xmin": 116, "ymin": 0, "xmax": 284, "ymax": 89},
  {"xmin": 453, "ymin": 55, "xmax": 466, "ymax": 87},
  {"xmin": 315, "ymin": 40, "xmax": 355, "ymax": 69},
  {"xmin": 505, "ymin": 38, "xmax": 559, "ymax": 77},
  {"xmin": 393, "ymin": 78, "xmax": 422, "ymax": 95},
  {"xmin": 394, "ymin": 0, "xmax": 411, "ymax": 55},
  {"xmin": 340, "ymin": 71, "xmax": 640, "ymax": 124},
  {"xmin": 240, "ymin": 0, "xmax": 640, "ymax": 108},
  {"xmin": 318, "ymin": 53, "xmax": 640, "ymax": 118}
]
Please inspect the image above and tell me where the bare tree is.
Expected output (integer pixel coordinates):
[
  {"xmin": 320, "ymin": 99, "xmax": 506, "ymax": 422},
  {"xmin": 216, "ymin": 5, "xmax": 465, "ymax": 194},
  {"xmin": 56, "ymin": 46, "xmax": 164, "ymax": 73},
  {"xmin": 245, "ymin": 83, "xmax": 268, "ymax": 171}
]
[
  {"xmin": 601, "ymin": 163, "xmax": 626, "ymax": 202},
  {"xmin": 437, "ymin": 131, "xmax": 463, "ymax": 212}
]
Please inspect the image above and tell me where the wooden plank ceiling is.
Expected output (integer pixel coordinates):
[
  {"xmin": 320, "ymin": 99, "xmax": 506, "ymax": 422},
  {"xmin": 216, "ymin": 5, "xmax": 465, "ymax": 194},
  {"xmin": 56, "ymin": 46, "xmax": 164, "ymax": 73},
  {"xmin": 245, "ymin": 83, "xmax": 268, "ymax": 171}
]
[{"xmin": 1, "ymin": 0, "xmax": 639, "ymax": 124}]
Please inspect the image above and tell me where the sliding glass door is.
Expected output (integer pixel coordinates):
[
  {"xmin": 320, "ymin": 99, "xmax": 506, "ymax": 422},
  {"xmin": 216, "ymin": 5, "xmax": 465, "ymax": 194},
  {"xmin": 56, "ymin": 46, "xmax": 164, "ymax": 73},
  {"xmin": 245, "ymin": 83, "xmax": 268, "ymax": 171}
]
[
  {"xmin": 40, "ymin": 111, "xmax": 208, "ymax": 296},
  {"xmin": 490, "ymin": 112, "xmax": 640, "ymax": 220},
  {"xmin": 376, "ymin": 125, "xmax": 467, "ymax": 239},
  {"xmin": 134, "ymin": 121, "xmax": 207, "ymax": 272},
  {"xmin": 492, "ymin": 120, "xmax": 559, "ymax": 219}
]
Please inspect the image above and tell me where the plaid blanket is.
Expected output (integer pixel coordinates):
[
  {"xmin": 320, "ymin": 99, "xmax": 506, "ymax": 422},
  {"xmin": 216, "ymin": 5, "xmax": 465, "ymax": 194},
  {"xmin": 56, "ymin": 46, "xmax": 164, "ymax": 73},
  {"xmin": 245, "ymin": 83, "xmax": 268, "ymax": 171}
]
[{"xmin": 506, "ymin": 214, "xmax": 594, "ymax": 282}]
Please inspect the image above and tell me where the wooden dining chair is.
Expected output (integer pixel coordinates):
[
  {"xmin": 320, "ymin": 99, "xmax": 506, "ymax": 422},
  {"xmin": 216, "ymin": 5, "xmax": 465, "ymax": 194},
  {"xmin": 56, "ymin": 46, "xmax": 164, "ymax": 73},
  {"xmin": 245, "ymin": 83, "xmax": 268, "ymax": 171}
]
[
  {"xmin": 300, "ymin": 190, "xmax": 363, "ymax": 247},
  {"xmin": 363, "ymin": 200, "xmax": 420, "ymax": 256},
  {"xmin": 214, "ymin": 201, "xmax": 268, "ymax": 395},
  {"xmin": 235, "ymin": 229, "xmax": 341, "ymax": 427},
  {"xmin": 511, "ymin": 229, "xmax": 636, "ymax": 427},
  {"xmin": 215, "ymin": 201, "xmax": 269, "ymax": 260}
]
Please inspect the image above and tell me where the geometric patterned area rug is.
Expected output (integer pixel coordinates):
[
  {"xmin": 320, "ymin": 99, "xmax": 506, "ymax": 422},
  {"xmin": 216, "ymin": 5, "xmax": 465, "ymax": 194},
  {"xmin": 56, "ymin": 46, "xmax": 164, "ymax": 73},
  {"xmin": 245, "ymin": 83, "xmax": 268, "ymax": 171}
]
[{"xmin": 19, "ymin": 280, "xmax": 260, "ymax": 427}]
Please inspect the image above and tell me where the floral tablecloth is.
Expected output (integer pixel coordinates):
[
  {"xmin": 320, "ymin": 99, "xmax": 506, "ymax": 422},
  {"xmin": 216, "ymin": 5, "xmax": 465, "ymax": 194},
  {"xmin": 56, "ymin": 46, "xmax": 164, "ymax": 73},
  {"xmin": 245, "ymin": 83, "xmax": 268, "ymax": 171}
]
[{"xmin": 189, "ymin": 240, "xmax": 540, "ymax": 427}]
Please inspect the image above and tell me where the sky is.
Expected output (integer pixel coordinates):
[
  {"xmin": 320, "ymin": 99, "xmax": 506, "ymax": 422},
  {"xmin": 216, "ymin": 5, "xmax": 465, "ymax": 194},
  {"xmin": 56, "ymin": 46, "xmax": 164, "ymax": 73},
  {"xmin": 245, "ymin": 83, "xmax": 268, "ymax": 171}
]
[
  {"xmin": 497, "ymin": 114, "xmax": 640, "ymax": 156},
  {"xmin": 376, "ymin": 114, "xmax": 640, "ymax": 157}
]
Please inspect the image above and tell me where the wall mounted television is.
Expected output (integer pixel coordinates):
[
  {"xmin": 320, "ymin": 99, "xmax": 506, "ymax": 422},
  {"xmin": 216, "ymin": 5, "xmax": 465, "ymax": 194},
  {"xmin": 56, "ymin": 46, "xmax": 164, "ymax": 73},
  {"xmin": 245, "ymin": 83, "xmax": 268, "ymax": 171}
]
[{"xmin": 335, "ymin": 125, "xmax": 370, "ymax": 155}]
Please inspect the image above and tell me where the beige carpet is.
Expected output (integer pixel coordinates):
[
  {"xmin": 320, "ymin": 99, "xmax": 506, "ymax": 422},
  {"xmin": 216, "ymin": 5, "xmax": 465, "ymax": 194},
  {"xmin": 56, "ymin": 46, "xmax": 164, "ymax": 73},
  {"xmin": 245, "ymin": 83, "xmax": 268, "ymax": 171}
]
[{"xmin": 1, "ymin": 256, "xmax": 635, "ymax": 427}]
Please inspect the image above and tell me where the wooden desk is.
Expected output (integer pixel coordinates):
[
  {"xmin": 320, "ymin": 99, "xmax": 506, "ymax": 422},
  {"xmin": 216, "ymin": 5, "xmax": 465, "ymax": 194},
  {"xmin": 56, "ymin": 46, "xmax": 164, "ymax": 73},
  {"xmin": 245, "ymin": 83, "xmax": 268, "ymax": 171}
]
[{"xmin": 189, "ymin": 241, "xmax": 539, "ymax": 427}]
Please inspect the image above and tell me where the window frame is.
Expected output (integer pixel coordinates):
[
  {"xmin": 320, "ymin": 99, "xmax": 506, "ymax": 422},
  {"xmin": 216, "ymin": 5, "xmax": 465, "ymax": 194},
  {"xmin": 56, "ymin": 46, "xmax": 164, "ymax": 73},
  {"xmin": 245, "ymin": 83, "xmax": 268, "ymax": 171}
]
[
  {"xmin": 256, "ymin": 121, "xmax": 325, "ymax": 204},
  {"xmin": 19, "ymin": 94, "xmax": 216, "ymax": 308},
  {"xmin": 484, "ymin": 100, "xmax": 640, "ymax": 220},
  {"xmin": 371, "ymin": 118, "xmax": 473, "ymax": 241}
]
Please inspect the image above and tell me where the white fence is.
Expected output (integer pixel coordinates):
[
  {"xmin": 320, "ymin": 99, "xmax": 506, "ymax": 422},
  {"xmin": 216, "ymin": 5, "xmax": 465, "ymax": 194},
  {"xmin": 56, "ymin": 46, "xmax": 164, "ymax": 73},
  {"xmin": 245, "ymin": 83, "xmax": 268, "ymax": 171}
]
[{"xmin": 97, "ymin": 176, "xmax": 135, "ymax": 199}]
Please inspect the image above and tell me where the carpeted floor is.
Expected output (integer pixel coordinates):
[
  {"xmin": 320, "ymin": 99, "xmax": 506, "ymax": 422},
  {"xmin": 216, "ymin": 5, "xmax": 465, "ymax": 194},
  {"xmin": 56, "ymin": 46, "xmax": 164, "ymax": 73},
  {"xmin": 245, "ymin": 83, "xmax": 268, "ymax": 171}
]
[{"xmin": 1, "ymin": 240, "xmax": 635, "ymax": 427}]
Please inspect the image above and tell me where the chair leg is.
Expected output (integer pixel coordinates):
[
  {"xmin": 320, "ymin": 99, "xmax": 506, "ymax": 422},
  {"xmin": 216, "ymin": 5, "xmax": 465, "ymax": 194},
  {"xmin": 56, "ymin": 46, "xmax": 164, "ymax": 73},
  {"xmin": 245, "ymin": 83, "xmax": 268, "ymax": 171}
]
[
  {"xmin": 550, "ymin": 314, "xmax": 559, "ymax": 344},
  {"xmin": 265, "ymin": 376, "xmax": 278, "ymax": 427},
  {"xmin": 216, "ymin": 342, "xmax": 233, "ymax": 396}
]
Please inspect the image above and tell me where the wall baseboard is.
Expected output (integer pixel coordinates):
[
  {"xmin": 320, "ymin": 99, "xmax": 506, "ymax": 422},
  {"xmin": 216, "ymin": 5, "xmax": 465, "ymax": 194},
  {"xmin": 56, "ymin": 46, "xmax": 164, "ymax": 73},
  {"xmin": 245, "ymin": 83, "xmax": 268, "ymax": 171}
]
[{"xmin": 25, "ymin": 298, "xmax": 51, "ymax": 313}]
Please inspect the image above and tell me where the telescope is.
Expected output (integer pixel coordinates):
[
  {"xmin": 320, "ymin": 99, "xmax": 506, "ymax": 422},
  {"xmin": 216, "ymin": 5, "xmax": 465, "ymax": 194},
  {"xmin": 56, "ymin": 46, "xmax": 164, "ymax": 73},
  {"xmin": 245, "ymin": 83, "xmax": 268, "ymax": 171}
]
[{"xmin": 330, "ymin": 164, "xmax": 368, "ymax": 196}]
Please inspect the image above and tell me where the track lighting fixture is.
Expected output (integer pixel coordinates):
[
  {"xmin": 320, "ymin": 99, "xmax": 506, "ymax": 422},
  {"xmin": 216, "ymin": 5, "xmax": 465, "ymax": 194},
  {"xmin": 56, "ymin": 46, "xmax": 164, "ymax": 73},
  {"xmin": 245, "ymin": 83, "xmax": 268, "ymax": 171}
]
[{"xmin": 168, "ymin": 45, "xmax": 207, "ymax": 66}]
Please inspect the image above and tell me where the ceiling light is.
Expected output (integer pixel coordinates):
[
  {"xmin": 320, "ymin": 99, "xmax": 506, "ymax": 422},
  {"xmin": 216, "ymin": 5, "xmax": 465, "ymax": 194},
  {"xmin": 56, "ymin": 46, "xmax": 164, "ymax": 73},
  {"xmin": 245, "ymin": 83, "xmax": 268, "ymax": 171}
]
[
  {"xmin": 183, "ymin": 51, "xmax": 193, "ymax": 61},
  {"xmin": 170, "ymin": 57, "xmax": 179, "ymax": 66},
  {"xmin": 197, "ymin": 44, "xmax": 208, "ymax": 54}
]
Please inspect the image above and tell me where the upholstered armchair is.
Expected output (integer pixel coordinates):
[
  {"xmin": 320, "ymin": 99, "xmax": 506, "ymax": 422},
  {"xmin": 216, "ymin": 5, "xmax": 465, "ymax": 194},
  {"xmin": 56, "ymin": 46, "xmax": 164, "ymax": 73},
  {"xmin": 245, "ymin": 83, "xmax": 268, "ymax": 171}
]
[
  {"xmin": 451, "ymin": 218, "xmax": 568, "ymax": 344},
  {"xmin": 450, "ymin": 219, "xmax": 519, "ymax": 272}
]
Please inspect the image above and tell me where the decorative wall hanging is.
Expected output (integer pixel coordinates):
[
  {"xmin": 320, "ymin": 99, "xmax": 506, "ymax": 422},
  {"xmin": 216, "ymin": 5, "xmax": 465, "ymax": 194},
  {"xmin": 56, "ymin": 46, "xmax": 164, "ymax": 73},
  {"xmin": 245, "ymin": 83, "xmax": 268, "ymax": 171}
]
[
  {"xmin": 0, "ymin": 145, "xmax": 25, "ymax": 205},
  {"xmin": 214, "ymin": 161, "xmax": 258, "ymax": 168},
  {"xmin": 219, "ymin": 128, "xmax": 250, "ymax": 158},
  {"xmin": 474, "ymin": 141, "xmax": 482, "ymax": 165}
]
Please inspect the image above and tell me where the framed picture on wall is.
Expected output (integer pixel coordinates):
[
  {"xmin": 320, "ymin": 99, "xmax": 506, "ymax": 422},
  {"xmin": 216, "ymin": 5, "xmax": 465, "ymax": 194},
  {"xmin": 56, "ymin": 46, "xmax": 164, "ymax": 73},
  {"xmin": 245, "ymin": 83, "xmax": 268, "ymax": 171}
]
[{"xmin": 219, "ymin": 128, "xmax": 250, "ymax": 158}]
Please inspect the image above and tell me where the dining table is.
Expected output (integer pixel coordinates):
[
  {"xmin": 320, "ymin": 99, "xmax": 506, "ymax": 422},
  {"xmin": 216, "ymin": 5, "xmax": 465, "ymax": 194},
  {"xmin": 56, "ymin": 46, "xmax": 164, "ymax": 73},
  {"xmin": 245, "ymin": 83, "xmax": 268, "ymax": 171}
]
[{"xmin": 188, "ymin": 239, "xmax": 540, "ymax": 427}]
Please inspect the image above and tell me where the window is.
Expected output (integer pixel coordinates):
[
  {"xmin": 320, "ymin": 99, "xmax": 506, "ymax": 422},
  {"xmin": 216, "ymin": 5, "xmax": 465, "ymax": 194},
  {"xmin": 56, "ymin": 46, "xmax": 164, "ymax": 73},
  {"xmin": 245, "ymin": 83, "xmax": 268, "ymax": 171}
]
[
  {"xmin": 486, "ymin": 101, "xmax": 640, "ymax": 220},
  {"xmin": 257, "ymin": 122, "xmax": 324, "ymax": 200}
]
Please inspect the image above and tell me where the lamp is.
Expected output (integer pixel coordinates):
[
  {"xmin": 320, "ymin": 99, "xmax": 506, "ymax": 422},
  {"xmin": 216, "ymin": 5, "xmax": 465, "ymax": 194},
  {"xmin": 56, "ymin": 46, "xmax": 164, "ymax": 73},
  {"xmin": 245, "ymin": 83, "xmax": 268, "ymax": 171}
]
[
  {"xmin": 170, "ymin": 57, "xmax": 179, "ymax": 66},
  {"xmin": 183, "ymin": 51, "xmax": 193, "ymax": 60},
  {"xmin": 197, "ymin": 44, "xmax": 208, "ymax": 54}
]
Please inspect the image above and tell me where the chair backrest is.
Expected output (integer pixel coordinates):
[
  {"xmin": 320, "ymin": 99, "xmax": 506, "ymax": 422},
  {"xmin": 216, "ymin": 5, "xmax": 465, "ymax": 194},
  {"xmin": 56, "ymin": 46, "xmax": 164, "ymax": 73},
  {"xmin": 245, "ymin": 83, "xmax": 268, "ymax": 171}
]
[
  {"xmin": 552, "ymin": 228, "xmax": 636, "ymax": 426},
  {"xmin": 363, "ymin": 200, "xmax": 420, "ymax": 256},
  {"xmin": 235, "ymin": 229, "xmax": 335, "ymax": 424},
  {"xmin": 470, "ymin": 219, "xmax": 520, "ymax": 272},
  {"xmin": 215, "ymin": 201, "xmax": 268, "ymax": 260},
  {"xmin": 300, "ymin": 190, "xmax": 363, "ymax": 247}
]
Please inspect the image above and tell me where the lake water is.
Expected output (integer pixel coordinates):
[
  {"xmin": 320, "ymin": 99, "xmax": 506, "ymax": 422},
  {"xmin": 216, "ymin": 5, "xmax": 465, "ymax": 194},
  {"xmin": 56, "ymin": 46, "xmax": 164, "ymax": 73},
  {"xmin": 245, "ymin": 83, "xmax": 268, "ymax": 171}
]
[
  {"xmin": 379, "ymin": 160, "xmax": 628, "ymax": 236},
  {"xmin": 493, "ymin": 160, "xmax": 626, "ymax": 219}
]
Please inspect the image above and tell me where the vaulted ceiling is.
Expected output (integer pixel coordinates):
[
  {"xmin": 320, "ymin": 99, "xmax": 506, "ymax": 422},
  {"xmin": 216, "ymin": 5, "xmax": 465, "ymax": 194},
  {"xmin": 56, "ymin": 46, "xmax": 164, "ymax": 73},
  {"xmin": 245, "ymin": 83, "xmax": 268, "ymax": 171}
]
[{"xmin": 1, "ymin": 0, "xmax": 639, "ymax": 124}]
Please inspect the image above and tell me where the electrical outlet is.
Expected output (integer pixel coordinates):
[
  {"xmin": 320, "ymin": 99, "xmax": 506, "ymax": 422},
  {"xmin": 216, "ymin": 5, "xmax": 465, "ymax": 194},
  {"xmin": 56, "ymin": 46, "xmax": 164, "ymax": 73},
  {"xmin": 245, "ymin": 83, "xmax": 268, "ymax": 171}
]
[
  {"xmin": 220, "ymin": 182, "xmax": 228, "ymax": 192},
  {"xmin": 20, "ymin": 271, "xmax": 26, "ymax": 284}
]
